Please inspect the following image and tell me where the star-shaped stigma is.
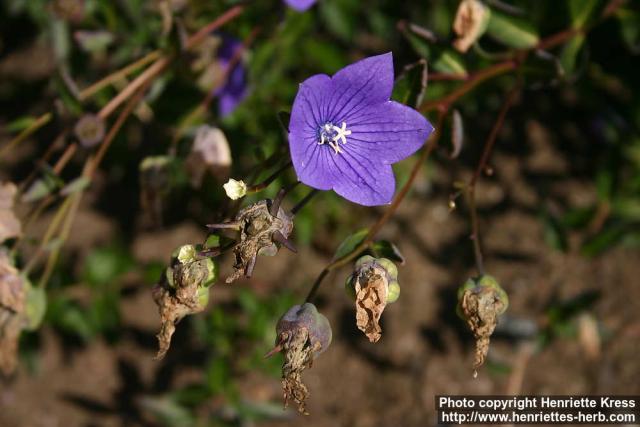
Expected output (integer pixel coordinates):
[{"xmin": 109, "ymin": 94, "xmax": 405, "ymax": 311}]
[{"xmin": 318, "ymin": 122, "xmax": 352, "ymax": 154}]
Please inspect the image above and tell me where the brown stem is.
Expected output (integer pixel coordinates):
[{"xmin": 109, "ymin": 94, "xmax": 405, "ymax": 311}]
[{"xmin": 466, "ymin": 84, "xmax": 521, "ymax": 275}]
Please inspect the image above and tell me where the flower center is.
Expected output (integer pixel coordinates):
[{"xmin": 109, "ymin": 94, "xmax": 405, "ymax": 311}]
[{"xmin": 317, "ymin": 122, "xmax": 351, "ymax": 154}]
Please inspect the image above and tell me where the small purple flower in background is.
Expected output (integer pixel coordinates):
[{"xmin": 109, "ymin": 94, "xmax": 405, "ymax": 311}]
[
  {"xmin": 215, "ymin": 36, "xmax": 248, "ymax": 117},
  {"xmin": 288, "ymin": 53, "xmax": 434, "ymax": 206},
  {"xmin": 284, "ymin": 0, "xmax": 317, "ymax": 11}
]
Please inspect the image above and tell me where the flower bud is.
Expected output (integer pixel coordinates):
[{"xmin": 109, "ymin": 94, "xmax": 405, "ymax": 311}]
[
  {"xmin": 223, "ymin": 178, "xmax": 247, "ymax": 200},
  {"xmin": 74, "ymin": 113, "xmax": 105, "ymax": 148},
  {"xmin": 452, "ymin": 0, "xmax": 490, "ymax": 53},
  {"xmin": 346, "ymin": 255, "xmax": 399, "ymax": 342},
  {"xmin": 457, "ymin": 274, "xmax": 508, "ymax": 376},
  {"xmin": 268, "ymin": 303, "xmax": 332, "ymax": 414}
]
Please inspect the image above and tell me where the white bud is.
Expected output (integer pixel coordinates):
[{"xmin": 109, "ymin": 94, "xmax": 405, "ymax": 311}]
[{"xmin": 223, "ymin": 178, "xmax": 247, "ymax": 200}]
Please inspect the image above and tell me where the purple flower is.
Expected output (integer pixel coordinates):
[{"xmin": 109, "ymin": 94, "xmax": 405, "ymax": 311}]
[
  {"xmin": 215, "ymin": 36, "xmax": 248, "ymax": 117},
  {"xmin": 287, "ymin": 53, "xmax": 434, "ymax": 206},
  {"xmin": 284, "ymin": 0, "xmax": 317, "ymax": 11}
]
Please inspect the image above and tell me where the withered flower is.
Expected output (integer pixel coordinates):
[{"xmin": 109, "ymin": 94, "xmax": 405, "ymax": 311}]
[
  {"xmin": 457, "ymin": 274, "xmax": 508, "ymax": 376},
  {"xmin": 266, "ymin": 303, "xmax": 332, "ymax": 414},
  {"xmin": 0, "ymin": 251, "xmax": 45, "ymax": 375},
  {"xmin": 139, "ymin": 156, "xmax": 175, "ymax": 228},
  {"xmin": 153, "ymin": 244, "xmax": 217, "ymax": 359},
  {"xmin": 452, "ymin": 0, "xmax": 490, "ymax": 53},
  {"xmin": 207, "ymin": 190, "xmax": 296, "ymax": 284},
  {"xmin": 345, "ymin": 255, "xmax": 400, "ymax": 343},
  {"xmin": 0, "ymin": 182, "xmax": 22, "ymax": 243}
]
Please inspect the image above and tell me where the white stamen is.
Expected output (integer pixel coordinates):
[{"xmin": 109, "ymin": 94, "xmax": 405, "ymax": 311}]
[{"xmin": 317, "ymin": 122, "xmax": 351, "ymax": 154}]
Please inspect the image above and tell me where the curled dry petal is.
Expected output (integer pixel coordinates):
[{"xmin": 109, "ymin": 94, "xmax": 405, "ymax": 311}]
[
  {"xmin": 270, "ymin": 303, "xmax": 332, "ymax": 414},
  {"xmin": 452, "ymin": 0, "xmax": 490, "ymax": 53},
  {"xmin": 347, "ymin": 256, "xmax": 399, "ymax": 343},
  {"xmin": 218, "ymin": 197, "xmax": 294, "ymax": 284},
  {"xmin": 457, "ymin": 275, "xmax": 508, "ymax": 375},
  {"xmin": 0, "ymin": 182, "xmax": 22, "ymax": 243},
  {"xmin": 153, "ymin": 245, "xmax": 216, "ymax": 359},
  {"xmin": 0, "ymin": 251, "xmax": 25, "ymax": 375}
]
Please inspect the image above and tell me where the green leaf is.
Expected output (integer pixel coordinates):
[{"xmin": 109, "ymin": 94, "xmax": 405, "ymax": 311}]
[
  {"xmin": 370, "ymin": 240, "xmax": 405, "ymax": 264},
  {"xmin": 569, "ymin": 0, "xmax": 599, "ymax": 29},
  {"xmin": 6, "ymin": 116, "xmax": 37, "ymax": 133},
  {"xmin": 139, "ymin": 396, "xmax": 195, "ymax": 427},
  {"xmin": 542, "ymin": 211, "xmax": 568, "ymax": 252},
  {"xmin": 60, "ymin": 176, "xmax": 91, "ymax": 196},
  {"xmin": 617, "ymin": 8, "xmax": 640, "ymax": 53},
  {"xmin": 333, "ymin": 228, "xmax": 369, "ymax": 261},
  {"xmin": 581, "ymin": 224, "xmax": 626, "ymax": 257},
  {"xmin": 486, "ymin": 10, "xmax": 539, "ymax": 49},
  {"xmin": 432, "ymin": 50, "xmax": 467, "ymax": 77},
  {"xmin": 23, "ymin": 282, "xmax": 47, "ymax": 331},
  {"xmin": 392, "ymin": 59, "xmax": 428, "ymax": 108},
  {"xmin": 559, "ymin": 33, "xmax": 585, "ymax": 77}
]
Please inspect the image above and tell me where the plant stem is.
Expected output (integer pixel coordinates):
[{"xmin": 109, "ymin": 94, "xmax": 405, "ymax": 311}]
[
  {"xmin": 291, "ymin": 188, "xmax": 319, "ymax": 215},
  {"xmin": 466, "ymin": 83, "xmax": 520, "ymax": 275},
  {"xmin": 247, "ymin": 161, "xmax": 293, "ymax": 193}
]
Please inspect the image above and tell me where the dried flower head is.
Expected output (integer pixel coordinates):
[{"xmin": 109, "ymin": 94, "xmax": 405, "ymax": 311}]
[
  {"xmin": 207, "ymin": 191, "xmax": 296, "ymax": 283},
  {"xmin": 346, "ymin": 255, "xmax": 399, "ymax": 343},
  {"xmin": 153, "ymin": 244, "xmax": 217, "ymax": 359},
  {"xmin": 267, "ymin": 303, "xmax": 332, "ymax": 414},
  {"xmin": 0, "ymin": 182, "xmax": 22, "ymax": 243},
  {"xmin": 139, "ymin": 156, "xmax": 176, "ymax": 227},
  {"xmin": 452, "ymin": 0, "xmax": 490, "ymax": 53},
  {"xmin": 288, "ymin": 53, "xmax": 434, "ymax": 206},
  {"xmin": 0, "ymin": 251, "xmax": 45, "ymax": 375},
  {"xmin": 74, "ymin": 113, "xmax": 105, "ymax": 148},
  {"xmin": 457, "ymin": 274, "xmax": 508, "ymax": 376}
]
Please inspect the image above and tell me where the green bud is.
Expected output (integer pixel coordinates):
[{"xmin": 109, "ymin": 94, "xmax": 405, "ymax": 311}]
[
  {"xmin": 23, "ymin": 279, "xmax": 46, "ymax": 331},
  {"xmin": 387, "ymin": 280, "xmax": 400, "ymax": 303},
  {"xmin": 175, "ymin": 244, "xmax": 197, "ymax": 264}
]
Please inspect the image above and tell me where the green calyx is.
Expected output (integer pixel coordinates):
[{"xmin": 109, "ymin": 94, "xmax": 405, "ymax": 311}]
[
  {"xmin": 456, "ymin": 274, "xmax": 509, "ymax": 319},
  {"xmin": 346, "ymin": 255, "xmax": 400, "ymax": 304}
]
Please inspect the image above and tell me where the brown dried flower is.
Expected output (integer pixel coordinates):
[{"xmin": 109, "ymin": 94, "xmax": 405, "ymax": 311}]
[
  {"xmin": 267, "ymin": 303, "xmax": 332, "ymax": 414},
  {"xmin": 452, "ymin": 0, "xmax": 490, "ymax": 53},
  {"xmin": 153, "ymin": 245, "xmax": 217, "ymax": 359},
  {"xmin": 457, "ymin": 275, "xmax": 508, "ymax": 376},
  {"xmin": 207, "ymin": 191, "xmax": 296, "ymax": 284},
  {"xmin": 346, "ymin": 256, "xmax": 400, "ymax": 343},
  {"xmin": 0, "ymin": 182, "xmax": 22, "ymax": 243},
  {"xmin": 0, "ymin": 251, "xmax": 45, "ymax": 375}
]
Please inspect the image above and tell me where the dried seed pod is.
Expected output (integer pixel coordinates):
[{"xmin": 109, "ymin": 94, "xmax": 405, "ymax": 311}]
[
  {"xmin": 457, "ymin": 275, "xmax": 508, "ymax": 376},
  {"xmin": 345, "ymin": 255, "xmax": 400, "ymax": 343},
  {"xmin": 267, "ymin": 303, "xmax": 332, "ymax": 414},
  {"xmin": 0, "ymin": 251, "xmax": 45, "ymax": 375},
  {"xmin": 153, "ymin": 244, "xmax": 218, "ymax": 359},
  {"xmin": 0, "ymin": 182, "xmax": 22, "ymax": 243},
  {"xmin": 209, "ymin": 193, "xmax": 295, "ymax": 284}
]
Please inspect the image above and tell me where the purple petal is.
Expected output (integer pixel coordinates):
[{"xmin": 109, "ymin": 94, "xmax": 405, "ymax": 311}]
[
  {"xmin": 284, "ymin": 0, "xmax": 317, "ymax": 11},
  {"xmin": 331, "ymin": 152, "xmax": 395, "ymax": 206},
  {"xmin": 289, "ymin": 74, "xmax": 334, "ymax": 189},
  {"xmin": 217, "ymin": 62, "xmax": 247, "ymax": 117},
  {"xmin": 326, "ymin": 53, "xmax": 394, "ymax": 123},
  {"xmin": 345, "ymin": 101, "xmax": 434, "ymax": 164},
  {"xmin": 214, "ymin": 36, "xmax": 248, "ymax": 117}
]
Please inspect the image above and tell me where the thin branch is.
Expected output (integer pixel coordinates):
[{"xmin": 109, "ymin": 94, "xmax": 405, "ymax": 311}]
[{"xmin": 466, "ymin": 83, "xmax": 521, "ymax": 275}]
